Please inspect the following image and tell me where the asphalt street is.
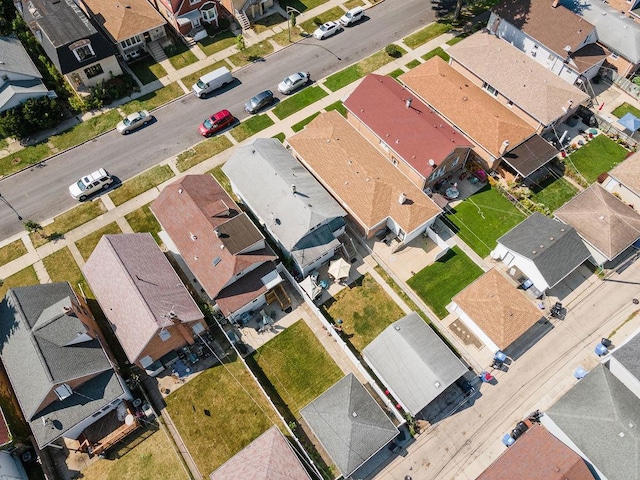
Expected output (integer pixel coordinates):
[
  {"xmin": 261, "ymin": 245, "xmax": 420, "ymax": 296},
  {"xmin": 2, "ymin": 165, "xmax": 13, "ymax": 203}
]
[{"xmin": 0, "ymin": 0, "xmax": 436, "ymax": 240}]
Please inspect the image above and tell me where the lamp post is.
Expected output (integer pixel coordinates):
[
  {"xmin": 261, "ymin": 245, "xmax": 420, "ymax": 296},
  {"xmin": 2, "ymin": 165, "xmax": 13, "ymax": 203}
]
[{"xmin": 286, "ymin": 6, "xmax": 301, "ymax": 43}]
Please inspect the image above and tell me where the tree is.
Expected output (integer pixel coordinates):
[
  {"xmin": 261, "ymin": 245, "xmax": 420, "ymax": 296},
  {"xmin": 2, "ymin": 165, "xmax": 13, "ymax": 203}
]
[
  {"xmin": 236, "ymin": 35, "xmax": 246, "ymax": 58},
  {"xmin": 24, "ymin": 220, "xmax": 43, "ymax": 237},
  {"xmin": 453, "ymin": 0, "xmax": 465, "ymax": 21},
  {"xmin": 290, "ymin": 12, "xmax": 296, "ymax": 29}
]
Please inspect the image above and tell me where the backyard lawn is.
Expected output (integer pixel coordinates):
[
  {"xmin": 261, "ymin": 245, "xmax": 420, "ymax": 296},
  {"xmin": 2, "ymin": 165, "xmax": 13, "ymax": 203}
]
[
  {"xmin": 165, "ymin": 357, "xmax": 282, "ymax": 476},
  {"xmin": 566, "ymin": 134, "xmax": 630, "ymax": 184},
  {"xmin": 445, "ymin": 184, "xmax": 527, "ymax": 258},
  {"xmin": 407, "ymin": 247, "xmax": 483, "ymax": 319},
  {"xmin": 612, "ymin": 102, "xmax": 640, "ymax": 120},
  {"xmin": 529, "ymin": 176, "xmax": 578, "ymax": 212},
  {"xmin": 320, "ymin": 273, "xmax": 404, "ymax": 351},
  {"xmin": 251, "ymin": 320, "xmax": 343, "ymax": 418}
]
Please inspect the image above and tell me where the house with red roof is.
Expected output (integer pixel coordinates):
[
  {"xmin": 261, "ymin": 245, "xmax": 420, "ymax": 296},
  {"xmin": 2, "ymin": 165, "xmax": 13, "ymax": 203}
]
[{"xmin": 343, "ymin": 74, "xmax": 474, "ymax": 190}]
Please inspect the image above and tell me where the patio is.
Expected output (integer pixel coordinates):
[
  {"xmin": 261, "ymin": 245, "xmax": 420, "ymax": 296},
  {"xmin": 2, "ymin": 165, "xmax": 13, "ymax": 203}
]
[{"xmin": 427, "ymin": 166, "xmax": 489, "ymax": 205}]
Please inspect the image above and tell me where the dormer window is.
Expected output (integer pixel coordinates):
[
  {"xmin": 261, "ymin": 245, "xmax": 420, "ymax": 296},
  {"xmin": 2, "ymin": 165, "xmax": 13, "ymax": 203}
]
[
  {"xmin": 55, "ymin": 383, "xmax": 73, "ymax": 401},
  {"xmin": 70, "ymin": 40, "xmax": 95, "ymax": 62}
]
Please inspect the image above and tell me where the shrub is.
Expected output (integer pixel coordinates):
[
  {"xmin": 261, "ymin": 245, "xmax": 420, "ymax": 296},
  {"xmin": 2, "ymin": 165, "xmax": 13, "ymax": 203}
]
[
  {"xmin": 313, "ymin": 16, "xmax": 322, "ymax": 26},
  {"xmin": 385, "ymin": 44, "xmax": 402, "ymax": 58},
  {"xmin": 218, "ymin": 16, "xmax": 231, "ymax": 31},
  {"xmin": 0, "ymin": 96, "xmax": 63, "ymax": 139}
]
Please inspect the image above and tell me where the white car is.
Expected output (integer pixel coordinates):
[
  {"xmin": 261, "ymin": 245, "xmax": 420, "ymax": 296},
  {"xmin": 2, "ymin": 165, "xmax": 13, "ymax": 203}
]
[
  {"xmin": 313, "ymin": 21, "xmax": 342, "ymax": 40},
  {"xmin": 277, "ymin": 72, "xmax": 310, "ymax": 94},
  {"xmin": 69, "ymin": 168, "xmax": 114, "ymax": 201},
  {"xmin": 116, "ymin": 110, "xmax": 154, "ymax": 134},
  {"xmin": 339, "ymin": 6, "xmax": 364, "ymax": 26}
]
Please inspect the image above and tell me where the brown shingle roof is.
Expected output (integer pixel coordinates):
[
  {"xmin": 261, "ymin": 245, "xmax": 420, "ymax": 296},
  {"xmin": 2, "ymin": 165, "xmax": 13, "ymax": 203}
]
[
  {"xmin": 214, "ymin": 262, "xmax": 277, "ymax": 317},
  {"xmin": 447, "ymin": 31, "xmax": 590, "ymax": 126},
  {"xmin": 400, "ymin": 58, "xmax": 535, "ymax": 159},
  {"xmin": 151, "ymin": 175, "xmax": 276, "ymax": 300},
  {"xmin": 477, "ymin": 424, "xmax": 595, "ymax": 480},
  {"xmin": 287, "ymin": 112, "xmax": 441, "ymax": 235},
  {"xmin": 492, "ymin": 0, "xmax": 596, "ymax": 58},
  {"xmin": 570, "ymin": 42, "xmax": 607, "ymax": 74},
  {"xmin": 452, "ymin": 269, "xmax": 543, "ymax": 350},
  {"xmin": 608, "ymin": 151, "xmax": 640, "ymax": 197},
  {"xmin": 344, "ymin": 74, "xmax": 472, "ymax": 176},
  {"xmin": 82, "ymin": 233, "xmax": 203, "ymax": 363},
  {"xmin": 555, "ymin": 183, "xmax": 640, "ymax": 261},
  {"xmin": 80, "ymin": 0, "xmax": 166, "ymax": 42}
]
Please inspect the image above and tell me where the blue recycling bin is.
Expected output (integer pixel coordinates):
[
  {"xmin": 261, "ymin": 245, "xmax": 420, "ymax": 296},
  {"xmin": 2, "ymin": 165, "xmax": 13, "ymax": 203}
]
[
  {"xmin": 502, "ymin": 433, "xmax": 515, "ymax": 447},
  {"xmin": 494, "ymin": 351, "xmax": 507, "ymax": 363},
  {"xmin": 574, "ymin": 366, "xmax": 588, "ymax": 379},
  {"xmin": 595, "ymin": 343, "xmax": 609, "ymax": 356}
]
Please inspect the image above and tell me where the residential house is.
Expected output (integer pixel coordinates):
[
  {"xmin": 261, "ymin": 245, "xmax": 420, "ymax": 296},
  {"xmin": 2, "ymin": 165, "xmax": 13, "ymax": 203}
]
[
  {"xmin": 447, "ymin": 31, "xmax": 592, "ymax": 132},
  {"xmin": 209, "ymin": 425, "xmax": 312, "ymax": 480},
  {"xmin": 0, "ymin": 35, "xmax": 55, "ymax": 113},
  {"xmin": 362, "ymin": 312, "xmax": 467, "ymax": 416},
  {"xmin": 542, "ymin": 363, "xmax": 640, "ymax": 480},
  {"xmin": 560, "ymin": 0, "xmax": 640, "ymax": 77},
  {"xmin": 287, "ymin": 112, "xmax": 441, "ymax": 246},
  {"xmin": 451, "ymin": 269, "xmax": 545, "ymax": 355},
  {"xmin": 400, "ymin": 58, "xmax": 560, "ymax": 178},
  {"xmin": 604, "ymin": 327, "xmax": 640, "ymax": 399},
  {"xmin": 148, "ymin": 0, "xmax": 219, "ymax": 38},
  {"xmin": 76, "ymin": 0, "xmax": 167, "ymax": 62},
  {"xmin": 151, "ymin": 175, "xmax": 283, "ymax": 321},
  {"xmin": 83, "ymin": 233, "xmax": 206, "ymax": 374},
  {"xmin": 494, "ymin": 212, "xmax": 591, "ymax": 293},
  {"xmin": 343, "ymin": 73, "xmax": 474, "ymax": 190},
  {"xmin": 477, "ymin": 423, "xmax": 595, "ymax": 480},
  {"xmin": 16, "ymin": 0, "xmax": 122, "ymax": 93},
  {"xmin": 217, "ymin": 0, "xmax": 276, "ymax": 32},
  {"xmin": 488, "ymin": 0, "xmax": 602, "ymax": 84},
  {"xmin": 0, "ymin": 282, "xmax": 131, "ymax": 449},
  {"xmin": 555, "ymin": 184, "xmax": 640, "ymax": 265},
  {"xmin": 300, "ymin": 373, "xmax": 399, "ymax": 478},
  {"xmin": 223, "ymin": 139, "xmax": 348, "ymax": 278},
  {"xmin": 601, "ymin": 151, "xmax": 640, "ymax": 207}
]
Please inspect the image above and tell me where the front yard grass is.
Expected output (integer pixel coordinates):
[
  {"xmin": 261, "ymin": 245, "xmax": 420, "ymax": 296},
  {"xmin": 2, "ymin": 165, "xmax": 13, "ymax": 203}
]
[
  {"xmin": 422, "ymin": 46, "xmax": 450, "ymax": 62},
  {"xmin": 75, "ymin": 222, "xmax": 122, "ymax": 261},
  {"xmin": 109, "ymin": 164, "xmax": 175, "ymax": 206},
  {"xmin": 272, "ymin": 132, "xmax": 286, "ymax": 143},
  {"xmin": 345, "ymin": 0, "xmax": 365, "ymax": 8},
  {"xmin": 405, "ymin": 59, "xmax": 421, "ymax": 69},
  {"xmin": 403, "ymin": 22, "xmax": 453, "ymax": 49},
  {"xmin": 176, "ymin": 136, "xmax": 233, "ymax": 172},
  {"xmin": 165, "ymin": 43, "xmax": 198, "ymax": 70},
  {"xmin": 566, "ymin": 134, "xmax": 630, "ymax": 184},
  {"xmin": 272, "ymin": 27, "xmax": 306, "ymax": 46},
  {"xmin": 0, "ymin": 142, "xmax": 52, "ymax": 177},
  {"xmin": 0, "ymin": 265, "xmax": 39, "ymax": 301},
  {"xmin": 320, "ymin": 273, "xmax": 404, "ymax": 351},
  {"xmin": 125, "ymin": 204, "xmax": 163, "ymax": 244},
  {"xmin": 121, "ymin": 83, "xmax": 185, "ymax": 115},
  {"xmin": 278, "ymin": 0, "xmax": 328, "ymax": 11},
  {"xmin": 388, "ymin": 68, "xmax": 405, "ymax": 80},
  {"xmin": 444, "ymin": 184, "xmax": 527, "ymax": 258},
  {"xmin": 323, "ymin": 49, "xmax": 396, "ymax": 91},
  {"xmin": 0, "ymin": 239, "xmax": 27, "ymax": 267},
  {"xmin": 165, "ymin": 357, "xmax": 282, "ymax": 476},
  {"xmin": 612, "ymin": 102, "xmax": 640, "ymax": 119},
  {"xmin": 529, "ymin": 176, "xmax": 578, "ymax": 212},
  {"xmin": 42, "ymin": 246, "xmax": 92, "ymax": 298},
  {"xmin": 407, "ymin": 247, "xmax": 483, "ymax": 319},
  {"xmin": 325, "ymin": 100, "xmax": 347, "ymax": 117},
  {"xmin": 30, "ymin": 200, "xmax": 107, "ymax": 248},
  {"xmin": 208, "ymin": 164, "xmax": 237, "ymax": 200},
  {"xmin": 251, "ymin": 13, "xmax": 286, "ymax": 34},
  {"xmin": 198, "ymin": 30, "xmax": 236, "ymax": 57},
  {"xmin": 180, "ymin": 61, "xmax": 231, "ymax": 92},
  {"xmin": 292, "ymin": 112, "xmax": 321, "ymax": 132},
  {"xmin": 251, "ymin": 320, "xmax": 343, "ymax": 418},
  {"xmin": 230, "ymin": 114, "xmax": 274, "ymax": 142},
  {"xmin": 299, "ymin": 6, "xmax": 344, "ymax": 34},
  {"xmin": 272, "ymin": 86, "xmax": 328, "ymax": 120},
  {"xmin": 129, "ymin": 56, "xmax": 167, "ymax": 85},
  {"xmin": 228, "ymin": 41, "xmax": 274, "ymax": 68},
  {"xmin": 50, "ymin": 110, "xmax": 122, "ymax": 151}
]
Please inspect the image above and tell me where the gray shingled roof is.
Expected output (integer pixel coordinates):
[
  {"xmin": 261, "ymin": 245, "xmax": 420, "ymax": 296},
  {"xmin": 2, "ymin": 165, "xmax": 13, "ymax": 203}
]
[
  {"xmin": 498, "ymin": 213, "xmax": 590, "ymax": 288},
  {"xmin": 223, "ymin": 139, "xmax": 346, "ymax": 252},
  {"xmin": 0, "ymin": 283, "xmax": 123, "ymax": 448},
  {"xmin": 300, "ymin": 373, "xmax": 398, "ymax": 477},
  {"xmin": 545, "ymin": 363, "xmax": 640, "ymax": 480},
  {"xmin": 0, "ymin": 35, "xmax": 42, "ymax": 78},
  {"xmin": 363, "ymin": 313, "xmax": 467, "ymax": 416},
  {"xmin": 611, "ymin": 333, "xmax": 640, "ymax": 381}
]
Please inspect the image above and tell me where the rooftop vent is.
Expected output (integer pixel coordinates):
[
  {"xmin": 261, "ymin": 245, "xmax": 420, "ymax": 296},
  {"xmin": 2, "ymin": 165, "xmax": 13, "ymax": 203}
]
[
  {"xmin": 190, "ymin": 232, "xmax": 197, "ymax": 241},
  {"xmin": 405, "ymin": 98, "xmax": 412, "ymax": 109},
  {"xmin": 352, "ymin": 412, "xmax": 358, "ymax": 417},
  {"xmin": 398, "ymin": 192, "xmax": 407, "ymax": 205},
  {"xmin": 178, "ymin": 188, "xmax": 183, "ymax": 194},
  {"xmin": 291, "ymin": 184, "xmax": 296, "ymax": 194},
  {"xmin": 499, "ymin": 140, "xmax": 510, "ymax": 156}
]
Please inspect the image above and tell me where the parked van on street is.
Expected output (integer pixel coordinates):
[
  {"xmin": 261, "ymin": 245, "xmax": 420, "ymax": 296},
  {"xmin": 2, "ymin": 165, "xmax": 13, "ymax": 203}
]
[
  {"xmin": 340, "ymin": 6, "xmax": 365, "ymax": 26},
  {"xmin": 192, "ymin": 67, "xmax": 234, "ymax": 98}
]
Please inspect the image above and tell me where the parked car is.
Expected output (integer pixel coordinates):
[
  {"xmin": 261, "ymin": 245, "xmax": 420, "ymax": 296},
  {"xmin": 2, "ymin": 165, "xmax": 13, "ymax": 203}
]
[
  {"xmin": 278, "ymin": 72, "xmax": 310, "ymax": 94},
  {"xmin": 69, "ymin": 168, "xmax": 113, "ymax": 201},
  {"xmin": 339, "ymin": 6, "xmax": 365, "ymax": 26},
  {"xmin": 116, "ymin": 110, "xmax": 154, "ymax": 134},
  {"xmin": 192, "ymin": 67, "xmax": 234, "ymax": 98},
  {"xmin": 198, "ymin": 109, "xmax": 234, "ymax": 137},
  {"xmin": 245, "ymin": 90, "xmax": 275, "ymax": 114},
  {"xmin": 313, "ymin": 21, "xmax": 342, "ymax": 40}
]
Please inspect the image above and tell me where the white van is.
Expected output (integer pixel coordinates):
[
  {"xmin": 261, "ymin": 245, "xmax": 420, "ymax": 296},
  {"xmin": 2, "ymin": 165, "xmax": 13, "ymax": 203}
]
[
  {"xmin": 339, "ymin": 6, "xmax": 365, "ymax": 26},
  {"xmin": 192, "ymin": 67, "xmax": 233, "ymax": 98}
]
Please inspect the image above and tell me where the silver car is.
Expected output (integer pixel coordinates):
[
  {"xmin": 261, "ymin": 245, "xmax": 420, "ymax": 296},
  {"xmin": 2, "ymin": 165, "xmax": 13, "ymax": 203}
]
[
  {"xmin": 277, "ymin": 72, "xmax": 310, "ymax": 94},
  {"xmin": 116, "ymin": 110, "xmax": 154, "ymax": 134}
]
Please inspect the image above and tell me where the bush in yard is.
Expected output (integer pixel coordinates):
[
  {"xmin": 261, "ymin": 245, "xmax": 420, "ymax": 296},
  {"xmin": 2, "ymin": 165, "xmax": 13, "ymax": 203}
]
[
  {"xmin": 385, "ymin": 44, "xmax": 403, "ymax": 58},
  {"xmin": 85, "ymin": 73, "xmax": 139, "ymax": 109},
  {"xmin": 313, "ymin": 17, "xmax": 322, "ymax": 26},
  {"xmin": 0, "ymin": 96, "xmax": 63, "ymax": 139}
]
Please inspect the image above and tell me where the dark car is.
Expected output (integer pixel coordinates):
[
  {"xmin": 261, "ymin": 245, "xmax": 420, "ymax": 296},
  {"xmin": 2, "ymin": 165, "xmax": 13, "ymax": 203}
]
[
  {"xmin": 245, "ymin": 90, "xmax": 274, "ymax": 114},
  {"xmin": 198, "ymin": 109, "xmax": 234, "ymax": 137}
]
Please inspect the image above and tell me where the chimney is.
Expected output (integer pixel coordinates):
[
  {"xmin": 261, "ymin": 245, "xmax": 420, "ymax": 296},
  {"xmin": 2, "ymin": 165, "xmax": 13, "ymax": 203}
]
[
  {"xmin": 499, "ymin": 140, "xmax": 510, "ymax": 156},
  {"xmin": 291, "ymin": 184, "xmax": 296, "ymax": 194},
  {"xmin": 405, "ymin": 98, "xmax": 412, "ymax": 109},
  {"xmin": 398, "ymin": 192, "xmax": 407, "ymax": 205},
  {"xmin": 62, "ymin": 305, "xmax": 72, "ymax": 315},
  {"xmin": 552, "ymin": 0, "xmax": 559, "ymax": 7},
  {"xmin": 214, "ymin": 228, "xmax": 220, "ymax": 237},
  {"xmin": 429, "ymin": 159, "xmax": 436, "ymax": 168}
]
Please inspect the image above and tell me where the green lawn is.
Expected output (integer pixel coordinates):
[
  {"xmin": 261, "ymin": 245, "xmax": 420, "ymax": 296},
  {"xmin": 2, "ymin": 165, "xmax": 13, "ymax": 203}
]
[
  {"xmin": 446, "ymin": 36, "xmax": 465, "ymax": 46},
  {"xmin": 272, "ymin": 132, "xmax": 286, "ymax": 143},
  {"xmin": 403, "ymin": 22, "xmax": 452, "ymax": 49},
  {"xmin": 529, "ymin": 176, "xmax": 578, "ymax": 212},
  {"xmin": 373, "ymin": 265, "xmax": 429, "ymax": 324},
  {"xmin": 612, "ymin": 102, "xmax": 640, "ymax": 119},
  {"xmin": 180, "ymin": 61, "xmax": 231, "ymax": 92},
  {"xmin": 444, "ymin": 184, "xmax": 527, "ymax": 258},
  {"xmin": 251, "ymin": 13, "xmax": 286, "ymax": 34},
  {"xmin": 0, "ymin": 239, "xmax": 27, "ymax": 267},
  {"xmin": 198, "ymin": 31, "xmax": 236, "ymax": 57},
  {"xmin": 42, "ymin": 246, "xmax": 92, "ymax": 298},
  {"xmin": 299, "ymin": 6, "xmax": 344, "ymax": 34},
  {"xmin": 125, "ymin": 204, "xmax": 163, "ymax": 244},
  {"xmin": 121, "ymin": 83, "xmax": 185, "ymax": 115},
  {"xmin": 422, "ymin": 46, "xmax": 450, "ymax": 62},
  {"xmin": 291, "ymin": 112, "xmax": 321, "ymax": 132},
  {"xmin": 109, "ymin": 164, "xmax": 175, "ymax": 206},
  {"xmin": 345, "ymin": 0, "xmax": 365, "ymax": 8},
  {"xmin": 278, "ymin": 0, "xmax": 329, "ymax": 13},
  {"xmin": 566, "ymin": 134, "xmax": 630, "ymax": 183},
  {"xmin": 0, "ymin": 265, "xmax": 39, "ymax": 301},
  {"xmin": 388, "ymin": 68, "xmax": 405, "ymax": 80},
  {"xmin": 271, "ymin": 26, "xmax": 306, "ymax": 46},
  {"xmin": 165, "ymin": 43, "xmax": 198, "ymax": 70},
  {"xmin": 75, "ymin": 222, "xmax": 122, "ymax": 261},
  {"xmin": 408, "ymin": 247, "xmax": 483, "ymax": 319},
  {"xmin": 272, "ymin": 86, "xmax": 328, "ymax": 120},
  {"xmin": 129, "ymin": 57, "xmax": 167, "ymax": 85},
  {"xmin": 0, "ymin": 142, "xmax": 52, "ymax": 176},
  {"xmin": 320, "ymin": 273, "xmax": 404, "ymax": 351},
  {"xmin": 251, "ymin": 320, "xmax": 343, "ymax": 418},
  {"xmin": 208, "ymin": 164, "xmax": 237, "ymax": 200},
  {"xmin": 30, "ymin": 200, "xmax": 107, "ymax": 248},
  {"xmin": 165, "ymin": 357, "xmax": 282, "ymax": 476},
  {"xmin": 230, "ymin": 114, "xmax": 274, "ymax": 142},
  {"xmin": 50, "ymin": 110, "xmax": 122, "ymax": 151},
  {"xmin": 405, "ymin": 59, "xmax": 421, "ymax": 69},
  {"xmin": 228, "ymin": 41, "xmax": 274, "ymax": 68},
  {"xmin": 325, "ymin": 100, "xmax": 347, "ymax": 117},
  {"xmin": 176, "ymin": 136, "xmax": 233, "ymax": 172},
  {"xmin": 323, "ymin": 49, "xmax": 395, "ymax": 92}
]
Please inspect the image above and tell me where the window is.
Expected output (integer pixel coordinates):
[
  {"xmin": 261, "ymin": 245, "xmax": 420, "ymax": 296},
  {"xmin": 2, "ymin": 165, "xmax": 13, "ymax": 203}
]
[
  {"xmin": 201, "ymin": 2, "xmax": 217, "ymax": 22},
  {"xmin": 506, "ymin": 100, "xmax": 513, "ymax": 107},
  {"xmin": 192, "ymin": 323, "xmax": 205, "ymax": 334},
  {"xmin": 609, "ymin": 52, "xmax": 619, "ymax": 60},
  {"xmin": 189, "ymin": 0, "xmax": 200, "ymax": 4},
  {"xmin": 55, "ymin": 384, "xmax": 73, "ymax": 401},
  {"xmin": 73, "ymin": 44, "xmax": 95, "ymax": 62},
  {"xmin": 158, "ymin": 329, "xmax": 171, "ymax": 341},
  {"xmin": 379, "ymin": 140, "xmax": 389, "ymax": 152},
  {"xmin": 483, "ymin": 82, "xmax": 499, "ymax": 97},
  {"xmin": 120, "ymin": 35, "xmax": 142, "ymax": 49},
  {"xmin": 84, "ymin": 64, "xmax": 103, "ymax": 79},
  {"xmin": 392, "ymin": 158, "xmax": 398, "ymax": 166}
]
